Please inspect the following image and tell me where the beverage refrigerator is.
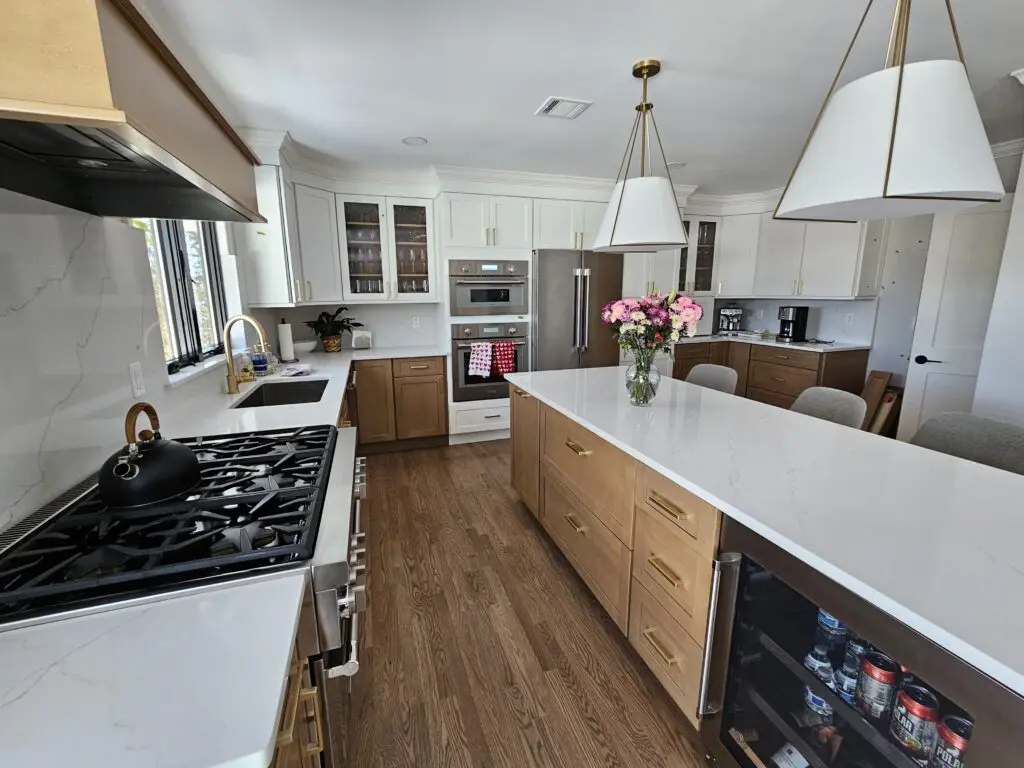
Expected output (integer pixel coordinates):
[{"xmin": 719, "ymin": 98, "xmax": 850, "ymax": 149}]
[{"xmin": 699, "ymin": 519, "xmax": 1023, "ymax": 767}]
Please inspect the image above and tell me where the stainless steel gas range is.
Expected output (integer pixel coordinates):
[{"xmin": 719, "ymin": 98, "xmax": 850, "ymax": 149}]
[{"xmin": 0, "ymin": 423, "xmax": 366, "ymax": 768}]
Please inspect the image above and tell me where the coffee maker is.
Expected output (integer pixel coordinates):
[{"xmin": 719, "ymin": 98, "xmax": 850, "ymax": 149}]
[
  {"xmin": 717, "ymin": 305, "xmax": 743, "ymax": 335},
  {"xmin": 777, "ymin": 306, "xmax": 809, "ymax": 343}
]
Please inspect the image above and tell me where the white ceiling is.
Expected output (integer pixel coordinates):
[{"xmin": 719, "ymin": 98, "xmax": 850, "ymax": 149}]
[{"xmin": 137, "ymin": 0, "xmax": 1024, "ymax": 195}]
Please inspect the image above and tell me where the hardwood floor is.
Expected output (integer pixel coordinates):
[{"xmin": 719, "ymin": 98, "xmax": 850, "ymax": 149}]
[{"xmin": 330, "ymin": 440, "xmax": 706, "ymax": 768}]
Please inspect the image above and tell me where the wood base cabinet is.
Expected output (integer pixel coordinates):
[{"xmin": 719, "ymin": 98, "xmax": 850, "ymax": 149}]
[
  {"xmin": 510, "ymin": 385, "xmax": 540, "ymax": 516},
  {"xmin": 355, "ymin": 357, "xmax": 447, "ymax": 449},
  {"xmin": 354, "ymin": 360, "xmax": 396, "ymax": 443}
]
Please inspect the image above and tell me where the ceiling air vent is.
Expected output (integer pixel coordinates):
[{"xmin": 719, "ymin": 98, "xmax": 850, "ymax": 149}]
[{"xmin": 535, "ymin": 97, "xmax": 593, "ymax": 120}]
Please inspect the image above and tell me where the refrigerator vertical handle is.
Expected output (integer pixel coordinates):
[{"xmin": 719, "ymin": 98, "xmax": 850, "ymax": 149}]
[
  {"xmin": 581, "ymin": 268, "xmax": 592, "ymax": 352},
  {"xmin": 697, "ymin": 552, "xmax": 742, "ymax": 717},
  {"xmin": 572, "ymin": 268, "xmax": 583, "ymax": 351}
]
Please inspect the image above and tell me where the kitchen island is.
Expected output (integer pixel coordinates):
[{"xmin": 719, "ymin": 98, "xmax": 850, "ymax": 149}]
[{"xmin": 507, "ymin": 366, "xmax": 1024, "ymax": 764}]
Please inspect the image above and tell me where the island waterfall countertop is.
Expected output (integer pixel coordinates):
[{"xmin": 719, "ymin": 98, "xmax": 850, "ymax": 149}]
[{"xmin": 505, "ymin": 366, "xmax": 1024, "ymax": 698}]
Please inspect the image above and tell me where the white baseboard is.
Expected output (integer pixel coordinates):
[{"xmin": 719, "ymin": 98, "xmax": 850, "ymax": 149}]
[{"xmin": 449, "ymin": 429, "xmax": 510, "ymax": 445}]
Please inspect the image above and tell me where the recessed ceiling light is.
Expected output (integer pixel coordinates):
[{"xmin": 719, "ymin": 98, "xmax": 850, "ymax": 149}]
[{"xmin": 401, "ymin": 136, "xmax": 428, "ymax": 146}]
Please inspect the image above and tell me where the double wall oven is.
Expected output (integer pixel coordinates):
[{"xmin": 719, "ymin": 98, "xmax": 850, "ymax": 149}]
[
  {"xmin": 699, "ymin": 519, "xmax": 1023, "ymax": 767},
  {"xmin": 449, "ymin": 259, "xmax": 528, "ymax": 316}
]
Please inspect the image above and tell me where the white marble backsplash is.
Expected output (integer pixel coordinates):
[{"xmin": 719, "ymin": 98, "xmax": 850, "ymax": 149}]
[{"xmin": 0, "ymin": 192, "xmax": 170, "ymax": 530}]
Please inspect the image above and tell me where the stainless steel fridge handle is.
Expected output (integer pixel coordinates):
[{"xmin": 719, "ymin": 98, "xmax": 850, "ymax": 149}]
[
  {"xmin": 581, "ymin": 268, "xmax": 592, "ymax": 352},
  {"xmin": 697, "ymin": 552, "xmax": 742, "ymax": 717},
  {"xmin": 572, "ymin": 268, "xmax": 583, "ymax": 351}
]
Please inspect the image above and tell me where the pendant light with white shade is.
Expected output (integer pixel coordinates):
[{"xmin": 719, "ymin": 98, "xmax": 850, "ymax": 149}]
[
  {"xmin": 592, "ymin": 59, "xmax": 688, "ymax": 252},
  {"xmin": 775, "ymin": 0, "xmax": 1004, "ymax": 223}
]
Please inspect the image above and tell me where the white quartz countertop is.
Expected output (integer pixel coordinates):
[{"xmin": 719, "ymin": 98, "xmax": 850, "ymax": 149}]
[
  {"xmin": 506, "ymin": 367, "xmax": 1024, "ymax": 697},
  {"xmin": 0, "ymin": 571, "xmax": 307, "ymax": 768},
  {"xmin": 674, "ymin": 335, "xmax": 871, "ymax": 353}
]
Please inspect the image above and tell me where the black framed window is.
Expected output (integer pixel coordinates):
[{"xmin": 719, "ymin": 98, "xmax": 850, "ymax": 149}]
[{"xmin": 133, "ymin": 219, "xmax": 229, "ymax": 373}]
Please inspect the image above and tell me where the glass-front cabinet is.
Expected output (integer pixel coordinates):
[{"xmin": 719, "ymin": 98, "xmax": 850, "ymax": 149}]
[
  {"xmin": 336, "ymin": 195, "xmax": 436, "ymax": 303},
  {"xmin": 678, "ymin": 216, "xmax": 721, "ymax": 296}
]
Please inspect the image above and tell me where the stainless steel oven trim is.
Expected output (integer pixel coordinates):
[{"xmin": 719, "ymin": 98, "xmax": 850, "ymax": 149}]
[
  {"xmin": 700, "ymin": 518, "xmax": 1024, "ymax": 766},
  {"xmin": 452, "ymin": 278, "xmax": 528, "ymax": 285},
  {"xmin": 454, "ymin": 340, "xmax": 527, "ymax": 349}
]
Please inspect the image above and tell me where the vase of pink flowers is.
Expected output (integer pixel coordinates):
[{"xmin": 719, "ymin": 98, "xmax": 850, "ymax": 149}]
[{"xmin": 601, "ymin": 291, "xmax": 703, "ymax": 406}]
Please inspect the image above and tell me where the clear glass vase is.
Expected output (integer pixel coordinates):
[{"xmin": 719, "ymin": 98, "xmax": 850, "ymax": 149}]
[{"xmin": 624, "ymin": 349, "xmax": 661, "ymax": 406}]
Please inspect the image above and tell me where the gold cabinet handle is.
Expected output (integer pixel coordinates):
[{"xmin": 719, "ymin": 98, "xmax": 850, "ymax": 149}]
[
  {"xmin": 299, "ymin": 686, "xmax": 325, "ymax": 756},
  {"xmin": 641, "ymin": 628, "xmax": 678, "ymax": 666},
  {"xmin": 648, "ymin": 491, "xmax": 687, "ymax": 522},
  {"xmin": 648, "ymin": 555, "xmax": 683, "ymax": 588},
  {"xmin": 409, "ymin": 364, "xmax": 429, "ymax": 370},
  {"xmin": 276, "ymin": 660, "xmax": 306, "ymax": 746},
  {"xmin": 718, "ymin": 281, "xmax": 723, "ymax": 295},
  {"xmin": 792, "ymin": 279, "xmax": 797, "ymax": 295},
  {"xmin": 564, "ymin": 439, "xmax": 592, "ymax": 457},
  {"xmin": 514, "ymin": 388, "xmax": 531, "ymax": 399},
  {"xmin": 775, "ymin": 354, "xmax": 790, "ymax": 360},
  {"xmin": 798, "ymin": 279, "xmax": 804, "ymax": 295},
  {"xmin": 772, "ymin": 377, "xmax": 786, "ymax": 383},
  {"xmin": 564, "ymin": 513, "xmax": 586, "ymax": 535}
]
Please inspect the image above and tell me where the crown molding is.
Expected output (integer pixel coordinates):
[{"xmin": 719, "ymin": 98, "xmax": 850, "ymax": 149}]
[
  {"xmin": 992, "ymin": 138, "xmax": 1024, "ymax": 159},
  {"xmin": 686, "ymin": 187, "xmax": 784, "ymax": 216}
]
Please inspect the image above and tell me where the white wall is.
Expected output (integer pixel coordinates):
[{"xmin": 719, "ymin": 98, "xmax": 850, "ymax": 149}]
[
  {"xmin": 974, "ymin": 157, "xmax": 1024, "ymax": 425},
  {"xmin": 724, "ymin": 298, "xmax": 878, "ymax": 345}
]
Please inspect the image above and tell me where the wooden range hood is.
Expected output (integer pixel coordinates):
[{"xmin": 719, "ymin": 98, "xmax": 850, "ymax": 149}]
[{"xmin": 0, "ymin": 0, "xmax": 264, "ymax": 222}]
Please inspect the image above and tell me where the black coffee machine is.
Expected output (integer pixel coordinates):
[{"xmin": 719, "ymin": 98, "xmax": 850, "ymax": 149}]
[{"xmin": 777, "ymin": 306, "xmax": 809, "ymax": 343}]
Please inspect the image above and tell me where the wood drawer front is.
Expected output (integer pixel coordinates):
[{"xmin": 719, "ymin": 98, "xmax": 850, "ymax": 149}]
[
  {"xmin": 393, "ymin": 356, "xmax": 444, "ymax": 378},
  {"xmin": 633, "ymin": 506, "xmax": 714, "ymax": 644},
  {"xmin": 675, "ymin": 343, "xmax": 712, "ymax": 360},
  {"xmin": 542, "ymin": 407, "xmax": 636, "ymax": 547},
  {"xmin": 747, "ymin": 387, "xmax": 797, "ymax": 410},
  {"xmin": 541, "ymin": 469, "xmax": 631, "ymax": 632},
  {"xmin": 635, "ymin": 467, "xmax": 720, "ymax": 559},
  {"xmin": 748, "ymin": 360, "xmax": 818, "ymax": 397},
  {"xmin": 628, "ymin": 579, "xmax": 703, "ymax": 729},
  {"xmin": 750, "ymin": 345, "xmax": 820, "ymax": 371}
]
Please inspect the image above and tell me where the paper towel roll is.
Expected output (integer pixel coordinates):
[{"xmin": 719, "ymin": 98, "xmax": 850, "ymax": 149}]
[{"xmin": 278, "ymin": 321, "xmax": 296, "ymax": 362}]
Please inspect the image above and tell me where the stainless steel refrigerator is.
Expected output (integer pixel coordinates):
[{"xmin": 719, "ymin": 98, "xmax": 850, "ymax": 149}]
[{"xmin": 531, "ymin": 249, "xmax": 624, "ymax": 371}]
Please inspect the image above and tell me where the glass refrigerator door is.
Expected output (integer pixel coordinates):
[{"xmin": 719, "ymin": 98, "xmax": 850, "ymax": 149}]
[{"xmin": 714, "ymin": 556, "xmax": 976, "ymax": 768}]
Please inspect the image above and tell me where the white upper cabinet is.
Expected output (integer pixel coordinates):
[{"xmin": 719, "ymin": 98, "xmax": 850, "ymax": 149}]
[
  {"xmin": 622, "ymin": 251, "xmax": 679, "ymax": 299},
  {"xmin": 387, "ymin": 197, "xmax": 436, "ymax": 302},
  {"xmin": 294, "ymin": 185, "xmax": 344, "ymax": 304},
  {"xmin": 677, "ymin": 217, "xmax": 722, "ymax": 296},
  {"xmin": 753, "ymin": 214, "xmax": 806, "ymax": 297},
  {"xmin": 238, "ymin": 165, "xmax": 302, "ymax": 306},
  {"xmin": 799, "ymin": 221, "xmax": 864, "ymax": 297},
  {"xmin": 442, "ymin": 193, "xmax": 532, "ymax": 248},
  {"xmin": 533, "ymin": 199, "xmax": 608, "ymax": 250},
  {"xmin": 715, "ymin": 213, "xmax": 760, "ymax": 297}
]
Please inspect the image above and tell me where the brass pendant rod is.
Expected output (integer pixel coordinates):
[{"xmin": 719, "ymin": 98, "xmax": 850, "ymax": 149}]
[
  {"xmin": 883, "ymin": 0, "xmax": 913, "ymax": 196},
  {"xmin": 885, "ymin": 0, "xmax": 904, "ymax": 67},
  {"xmin": 944, "ymin": 0, "xmax": 968, "ymax": 70},
  {"xmin": 639, "ymin": 72, "xmax": 650, "ymax": 177},
  {"xmin": 773, "ymin": 0, "xmax": 876, "ymax": 221}
]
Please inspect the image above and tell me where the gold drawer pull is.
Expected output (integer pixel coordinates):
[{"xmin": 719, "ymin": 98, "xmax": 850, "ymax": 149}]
[
  {"xmin": 276, "ymin": 659, "xmax": 306, "ymax": 746},
  {"xmin": 565, "ymin": 439, "xmax": 592, "ymax": 456},
  {"xmin": 299, "ymin": 686, "xmax": 325, "ymax": 756},
  {"xmin": 642, "ymin": 628, "xmax": 678, "ymax": 666},
  {"xmin": 772, "ymin": 376, "xmax": 787, "ymax": 383},
  {"xmin": 648, "ymin": 555, "xmax": 683, "ymax": 588},
  {"xmin": 514, "ymin": 389, "xmax": 531, "ymax": 398},
  {"xmin": 564, "ymin": 513, "xmax": 586, "ymax": 535},
  {"xmin": 648, "ymin": 491, "xmax": 687, "ymax": 522},
  {"xmin": 775, "ymin": 355, "xmax": 790, "ymax": 360},
  {"xmin": 409, "ymin": 364, "xmax": 429, "ymax": 370}
]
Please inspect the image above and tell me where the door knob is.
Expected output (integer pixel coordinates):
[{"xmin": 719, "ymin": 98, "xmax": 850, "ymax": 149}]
[{"xmin": 914, "ymin": 355, "xmax": 944, "ymax": 365}]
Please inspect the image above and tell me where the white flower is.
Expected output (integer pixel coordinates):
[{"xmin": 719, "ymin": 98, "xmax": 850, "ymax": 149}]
[
  {"xmin": 671, "ymin": 315, "xmax": 684, "ymax": 330},
  {"xmin": 670, "ymin": 330, "xmax": 681, "ymax": 342},
  {"xmin": 630, "ymin": 310, "xmax": 646, "ymax": 322}
]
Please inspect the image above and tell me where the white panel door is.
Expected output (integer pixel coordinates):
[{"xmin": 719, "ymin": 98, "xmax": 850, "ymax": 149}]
[
  {"xmin": 898, "ymin": 203, "xmax": 1012, "ymax": 440},
  {"xmin": 753, "ymin": 214, "xmax": 805, "ymax": 297},
  {"xmin": 648, "ymin": 250, "xmax": 679, "ymax": 296},
  {"xmin": 491, "ymin": 196, "xmax": 533, "ymax": 248},
  {"xmin": 579, "ymin": 201, "xmax": 608, "ymax": 250},
  {"xmin": 622, "ymin": 252, "xmax": 651, "ymax": 299},
  {"xmin": 294, "ymin": 185, "xmax": 344, "ymax": 304},
  {"xmin": 799, "ymin": 222, "xmax": 863, "ymax": 297},
  {"xmin": 442, "ymin": 193, "xmax": 489, "ymax": 247},
  {"xmin": 716, "ymin": 213, "xmax": 760, "ymax": 297},
  {"xmin": 533, "ymin": 199, "xmax": 577, "ymax": 249}
]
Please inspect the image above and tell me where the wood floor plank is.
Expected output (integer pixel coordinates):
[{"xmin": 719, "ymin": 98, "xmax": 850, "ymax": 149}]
[{"xmin": 335, "ymin": 442, "xmax": 704, "ymax": 768}]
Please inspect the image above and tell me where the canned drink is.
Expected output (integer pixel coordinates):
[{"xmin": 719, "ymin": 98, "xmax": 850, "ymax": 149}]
[
  {"xmin": 931, "ymin": 715, "xmax": 972, "ymax": 768},
  {"xmin": 856, "ymin": 651, "xmax": 900, "ymax": 722},
  {"xmin": 889, "ymin": 684, "xmax": 939, "ymax": 765}
]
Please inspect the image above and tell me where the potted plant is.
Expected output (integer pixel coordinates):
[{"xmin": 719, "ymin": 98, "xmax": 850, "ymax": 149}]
[
  {"xmin": 601, "ymin": 290, "xmax": 702, "ymax": 406},
  {"xmin": 304, "ymin": 307, "xmax": 363, "ymax": 353}
]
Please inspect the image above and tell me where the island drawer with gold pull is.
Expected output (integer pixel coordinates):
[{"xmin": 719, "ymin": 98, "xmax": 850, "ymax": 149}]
[
  {"xmin": 635, "ymin": 467, "xmax": 720, "ymax": 559},
  {"xmin": 393, "ymin": 356, "xmax": 444, "ymax": 378},
  {"xmin": 541, "ymin": 405, "xmax": 636, "ymax": 547},
  {"xmin": 749, "ymin": 345, "xmax": 820, "ymax": 371}
]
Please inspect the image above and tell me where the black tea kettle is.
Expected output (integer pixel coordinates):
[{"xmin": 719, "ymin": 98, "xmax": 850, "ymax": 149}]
[{"xmin": 98, "ymin": 402, "xmax": 201, "ymax": 508}]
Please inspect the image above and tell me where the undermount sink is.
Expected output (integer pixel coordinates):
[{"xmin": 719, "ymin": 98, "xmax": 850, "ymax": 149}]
[{"xmin": 231, "ymin": 379, "xmax": 329, "ymax": 408}]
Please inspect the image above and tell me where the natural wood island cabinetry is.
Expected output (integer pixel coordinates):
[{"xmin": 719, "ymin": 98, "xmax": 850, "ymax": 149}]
[{"xmin": 511, "ymin": 398, "xmax": 722, "ymax": 729}]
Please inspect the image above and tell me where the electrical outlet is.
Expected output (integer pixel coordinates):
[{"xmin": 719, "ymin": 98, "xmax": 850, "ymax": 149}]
[
  {"xmin": 845, "ymin": 313, "xmax": 855, "ymax": 326},
  {"xmin": 411, "ymin": 316, "xmax": 420, "ymax": 329},
  {"xmin": 128, "ymin": 362, "xmax": 146, "ymax": 398},
  {"xmin": 755, "ymin": 309, "xmax": 764, "ymax": 320}
]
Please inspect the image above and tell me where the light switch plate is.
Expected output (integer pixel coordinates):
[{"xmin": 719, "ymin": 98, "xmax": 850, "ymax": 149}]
[
  {"xmin": 411, "ymin": 316, "xmax": 420, "ymax": 329},
  {"xmin": 129, "ymin": 362, "xmax": 146, "ymax": 398}
]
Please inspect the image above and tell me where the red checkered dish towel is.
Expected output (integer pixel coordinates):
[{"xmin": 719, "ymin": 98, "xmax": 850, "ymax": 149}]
[
  {"xmin": 468, "ymin": 341, "xmax": 492, "ymax": 377},
  {"xmin": 492, "ymin": 341, "xmax": 517, "ymax": 375}
]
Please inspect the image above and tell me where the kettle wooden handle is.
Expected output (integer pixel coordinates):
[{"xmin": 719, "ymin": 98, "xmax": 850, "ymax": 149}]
[{"xmin": 124, "ymin": 402, "xmax": 161, "ymax": 445}]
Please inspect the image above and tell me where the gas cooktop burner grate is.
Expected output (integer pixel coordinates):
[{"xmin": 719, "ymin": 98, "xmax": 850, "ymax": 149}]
[{"xmin": 0, "ymin": 424, "xmax": 337, "ymax": 622}]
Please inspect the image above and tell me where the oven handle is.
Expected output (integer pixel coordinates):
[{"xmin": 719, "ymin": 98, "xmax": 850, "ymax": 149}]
[
  {"xmin": 452, "ymin": 278, "xmax": 527, "ymax": 285},
  {"xmin": 697, "ymin": 552, "xmax": 742, "ymax": 717},
  {"xmin": 572, "ymin": 268, "xmax": 583, "ymax": 351},
  {"xmin": 456, "ymin": 341, "xmax": 527, "ymax": 349}
]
